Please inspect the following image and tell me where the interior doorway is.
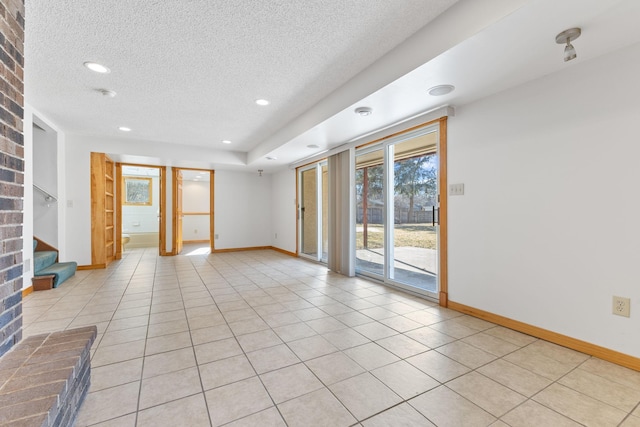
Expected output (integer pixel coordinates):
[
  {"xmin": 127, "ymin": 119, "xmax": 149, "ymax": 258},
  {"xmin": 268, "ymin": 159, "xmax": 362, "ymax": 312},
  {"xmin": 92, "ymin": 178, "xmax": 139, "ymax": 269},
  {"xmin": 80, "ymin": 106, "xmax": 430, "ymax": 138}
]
[
  {"xmin": 32, "ymin": 118, "xmax": 59, "ymax": 247},
  {"xmin": 172, "ymin": 168, "xmax": 214, "ymax": 255},
  {"xmin": 116, "ymin": 164, "xmax": 165, "ymax": 257}
]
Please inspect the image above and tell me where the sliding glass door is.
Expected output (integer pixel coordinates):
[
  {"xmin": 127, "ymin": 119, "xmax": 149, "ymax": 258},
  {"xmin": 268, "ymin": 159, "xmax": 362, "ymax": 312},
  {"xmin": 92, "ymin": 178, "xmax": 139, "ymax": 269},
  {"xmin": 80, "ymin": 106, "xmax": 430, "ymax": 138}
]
[
  {"xmin": 355, "ymin": 127, "xmax": 439, "ymax": 298},
  {"xmin": 299, "ymin": 162, "xmax": 328, "ymax": 263}
]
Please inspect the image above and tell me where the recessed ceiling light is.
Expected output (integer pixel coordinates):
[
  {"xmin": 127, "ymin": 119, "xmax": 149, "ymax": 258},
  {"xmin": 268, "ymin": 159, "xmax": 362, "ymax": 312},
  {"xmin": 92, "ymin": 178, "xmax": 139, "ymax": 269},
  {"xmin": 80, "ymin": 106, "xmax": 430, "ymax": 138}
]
[
  {"xmin": 222, "ymin": 140, "xmax": 232, "ymax": 144},
  {"xmin": 255, "ymin": 99, "xmax": 270, "ymax": 106},
  {"xmin": 307, "ymin": 144, "xmax": 320, "ymax": 149},
  {"xmin": 354, "ymin": 107, "xmax": 373, "ymax": 116},
  {"xmin": 96, "ymin": 88, "xmax": 117, "ymax": 97},
  {"xmin": 84, "ymin": 61, "xmax": 111, "ymax": 74},
  {"xmin": 118, "ymin": 126, "xmax": 131, "ymax": 132},
  {"xmin": 428, "ymin": 85, "xmax": 455, "ymax": 96},
  {"xmin": 266, "ymin": 156, "xmax": 277, "ymax": 160}
]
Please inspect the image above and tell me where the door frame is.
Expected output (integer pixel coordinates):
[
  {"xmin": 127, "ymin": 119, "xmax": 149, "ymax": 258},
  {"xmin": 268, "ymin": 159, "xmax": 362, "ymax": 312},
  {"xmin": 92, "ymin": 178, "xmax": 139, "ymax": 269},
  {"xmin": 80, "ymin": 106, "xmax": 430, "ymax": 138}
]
[
  {"xmin": 171, "ymin": 167, "xmax": 215, "ymax": 255},
  {"xmin": 354, "ymin": 117, "xmax": 448, "ymax": 306},
  {"xmin": 115, "ymin": 163, "xmax": 167, "ymax": 258}
]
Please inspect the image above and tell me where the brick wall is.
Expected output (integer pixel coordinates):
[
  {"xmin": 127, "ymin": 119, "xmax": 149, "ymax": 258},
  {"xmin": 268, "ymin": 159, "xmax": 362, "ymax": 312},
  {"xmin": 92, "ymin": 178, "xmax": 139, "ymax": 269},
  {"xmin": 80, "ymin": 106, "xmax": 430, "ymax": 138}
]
[{"xmin": 0, "ymin": 0, "xmax": 24, "ymax": 358}]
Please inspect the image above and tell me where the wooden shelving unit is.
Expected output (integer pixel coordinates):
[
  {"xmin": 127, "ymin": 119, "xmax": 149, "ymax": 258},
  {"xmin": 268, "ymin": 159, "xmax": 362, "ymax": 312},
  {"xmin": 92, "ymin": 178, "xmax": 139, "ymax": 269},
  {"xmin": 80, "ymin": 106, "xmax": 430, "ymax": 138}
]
[{"xmin": 91, "ymin": 152, "xmax": 116, "ymax": 267}]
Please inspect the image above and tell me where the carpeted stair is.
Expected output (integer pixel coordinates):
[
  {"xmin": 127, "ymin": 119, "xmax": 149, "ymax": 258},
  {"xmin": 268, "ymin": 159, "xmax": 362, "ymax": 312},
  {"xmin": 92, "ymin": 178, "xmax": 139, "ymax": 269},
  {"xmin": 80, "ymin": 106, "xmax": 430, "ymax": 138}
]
[{"xmin": 33, "ymin": 238, "xmax": 77, "ymax": 289}]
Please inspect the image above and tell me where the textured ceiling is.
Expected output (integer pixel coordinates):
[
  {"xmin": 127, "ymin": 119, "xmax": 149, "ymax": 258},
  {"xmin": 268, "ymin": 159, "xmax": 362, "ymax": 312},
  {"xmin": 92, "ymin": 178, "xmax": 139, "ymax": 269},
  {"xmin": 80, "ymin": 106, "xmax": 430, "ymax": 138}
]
[{"xmin": 25, "ymin": 0, "xmax": 458, "ymax": 155}]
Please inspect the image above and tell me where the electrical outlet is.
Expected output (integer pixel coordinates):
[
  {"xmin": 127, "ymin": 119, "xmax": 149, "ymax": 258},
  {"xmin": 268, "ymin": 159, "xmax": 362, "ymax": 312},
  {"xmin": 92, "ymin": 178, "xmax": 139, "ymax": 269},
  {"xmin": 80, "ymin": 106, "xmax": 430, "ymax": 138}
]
[
  {"xmin": 612, "ymin": 296, "xmax": 630, "ymax": 317},
  {"xmin": 214, "ymin": 234, "xmax": 219, "ymax": 240}
]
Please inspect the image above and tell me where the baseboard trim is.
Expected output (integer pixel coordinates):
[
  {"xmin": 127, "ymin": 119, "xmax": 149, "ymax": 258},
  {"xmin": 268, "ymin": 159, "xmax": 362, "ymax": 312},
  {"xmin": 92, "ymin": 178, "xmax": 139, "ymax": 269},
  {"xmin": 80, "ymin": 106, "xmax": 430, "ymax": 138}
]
[
  {"xmin": 212, "ymin": 246, "xmax": 272, "ymax": 253},
  {"xmin": 271, "ymin": 247, "xmax": 297, "ymax": 257},
  {"xmin": 184, "ymin": 239, "xmax": 209, "ymax": 244},
  {"xmin": 77, "ymin": 264, "xmax": 106, "ymax": 270},
  {"xmin": 22, "ymin": 286, "xmax": 33, "ymax": 297},
  {"xmin": 448, "ymin": 300, "xmax": 640, "ymax": 371}
]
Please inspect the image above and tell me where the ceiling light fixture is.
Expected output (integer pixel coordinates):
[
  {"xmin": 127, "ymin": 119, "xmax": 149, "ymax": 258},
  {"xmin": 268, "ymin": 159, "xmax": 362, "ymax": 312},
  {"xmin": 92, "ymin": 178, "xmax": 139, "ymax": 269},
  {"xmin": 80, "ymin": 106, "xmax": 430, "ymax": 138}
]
[
  {"xmin": 307, "ymin": 144, "xmax": 320, "ymax": 149},
  {"xmin": 96, "ymin": 88, "xmax": 117, "ymax": 97},
  {"xmin": 255, "ymin": 99, "xmax": 270, "ymax": 106},
  {"xmin": 556, "ymin": 28, "xmax": 581, "ymax": 62},
  {"xmin": 428, "ymin": 85, "xmax": 455, "ymax": 96},
  {"xmin": 83, "ymin": 61, "xmax": 111, "ymax": 73},
  {"xmin": 118, "ymin": 126, "xmax": 132, "ymax": 132},
  {"xmin": 222, "ymin": 140, "xmax": 232, "ymax": 144},
  {"xmin": 354, "ymin": 107, "xmax": 373, "ymax": 116},
  {"xmin": 266, "ymin": 156, "xmax": 277, "ymax": 160}
]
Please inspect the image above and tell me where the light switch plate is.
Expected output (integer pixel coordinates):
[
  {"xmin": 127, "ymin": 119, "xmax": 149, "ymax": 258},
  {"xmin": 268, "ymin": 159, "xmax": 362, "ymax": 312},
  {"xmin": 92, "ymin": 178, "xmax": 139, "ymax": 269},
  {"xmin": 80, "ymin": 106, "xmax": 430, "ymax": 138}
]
[{"xmin": 449, "ymin": 183, "xmax": 464, "ymax": 196}]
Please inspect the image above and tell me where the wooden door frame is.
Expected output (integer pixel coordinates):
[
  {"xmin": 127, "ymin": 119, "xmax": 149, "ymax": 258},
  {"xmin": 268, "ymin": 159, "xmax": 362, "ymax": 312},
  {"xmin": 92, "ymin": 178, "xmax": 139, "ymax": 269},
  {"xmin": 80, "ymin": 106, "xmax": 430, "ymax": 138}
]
[
  {"xmin": 171, "ymin": 167, "xmax": 215, "ymax": 255},
  {"xmin": 115, "ymin": 163, "xmax": 166, "ymax": 258}
]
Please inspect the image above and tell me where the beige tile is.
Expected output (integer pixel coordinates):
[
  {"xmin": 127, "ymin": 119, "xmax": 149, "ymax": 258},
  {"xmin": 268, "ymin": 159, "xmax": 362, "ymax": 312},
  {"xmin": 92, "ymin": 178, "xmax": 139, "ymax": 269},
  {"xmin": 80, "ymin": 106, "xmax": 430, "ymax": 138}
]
[
  {"xmin": 92, "ymin": 339, "xmax": 146, "ymax": 367},
  {"xmin": 223, "ymin": 308, "xmax": 259, "ymax": 323},
  {"xmin": 478, "ymin": 359, "xmax": 552, "ymax": 397},
  {"xmin": 580, "ymin": 358, "xmax": 640, "ymax": 392},
  {"xmin": 199, "ymin": 354, "xmax": 256, "ymax": 390},
  {"xmin": 334, "ymin": 311, "xmax": 376, "ymax": 327},
  {"xmin": 447, "ymin": 371, "xmax": 526, "ymax": 417},
  {"xmin": 378, "ymin": 315, "xmax": 423, "ymax": 332},
  {"xmin": 528, "ymin": 340, "xmax": 590, "ymax": 365},
  {"xmin": 502, "ymin": 400, "xmax": 582, "ymax": 427},
  {"xmin": 436, "ymin": 341, "xmax": 497, "ymax": 369},
  {"xmin": 462, "ymin": 332, "xmax": 521, "ymax": 357},
  {"xmin": 305, "ymin": 317, "xmax": 348, "ymax": 334},
  {"xmin": 106, "ymin": 315, "xmax": 149, "ymax": 332},
  {"xmin": 409, "ymin": 385, "xmax": 496, "ymax": 427},
  {"xmin": 143, "ymin": 347, "xmax": 196, "ymax": 379},
  {"xmin": 560, "ymin": 367, "xmax": 640, "ymax": 412},
  {"xmin": 91, "ymin": 358, "xmax": 143, "ymax": 391},
  {"xmin": 288, "ymin": 335, "xmax": 338, "ymax": 361},
  {"xmin": 260, "ymin": 363, "xmax": 324, "ymax": 403},
  {"xmin": 190, "ymin": 324, "xmax": 233, "ymax": 345},
  {"xmin": 224, "ymin": 407, "xmax": 286, "ymax": 426},
  {"xmin": 504, "ymin": 346, "xmax": 576, "ymax": 380},
  {"xmin": 360, "ymin": 306, "xmax": 397, "ymax": 320},
  {"xmin": 246, "ymin": 344, "xmax": 301, "ymax": 374},
  {"xmin": 89, "ymin": 413, "xmax": 137, "ymax": 427},
  {"xmin": 405, "ymin": 326, "xmax": 456, "ymax": 348},
  {"xmin": 146, "ymin": 318, "xmax": 189, "ymax": 338},
  {"xmin": 305, "ymin": 352, "xmax": 366, "ymax": 385},
  {"xmin": 278, "ymin": 387, "xmax": 356, "ymax": 427},
  {"xmin": 113, "ymin": 305, "xmax": 150, "ymax": 319},
  {"xmin": 261, "ymin": 312, "xmax": 301, "ymax": 328},
  {"xmin": 621, "ymin": 416, "xmax": 640, "ymax": 427},
  {"xmin": 272, "ymin": 322, "xmax": 317, "ymax": 342},
  {"xmin": 343, "ymin": 342, "xmax": 400, "ymax": 371},
  {"xmin": 136, "ymin": 393, "xmax": 210, "ymax": 427},
  {"xmin": 533, "ymin": 383, "xmax": 627, "ymax": 426},
  {"xmin": 194, "ymin": 337, "xmax": 243, "ymax": 364},
  {"xmin": 76, "ymin": 381, "xmax": 140, "ymax": 426},
  {"xmin": 428, "ymin": 319, "xmax": 477, "ymax": 339},
  {"xmin": 363, "ymin": 402, "xmax": 435, "ymax": 427},
  {"xmin": 145, "ymin": 331, "xmax": 193, "ymax": 355},
  {"xmin": 148, "ymin": 308, "xmax": 186, "ymax": 325},
  {"xmin": 228, "ymin": 317, "xmax": 271, "ymax": 335},
  {"xmin": 139, "ymin": 366, "xmax": 202, "ymax": 409},
  {"xmin": 353, "ymin": 321, "xmax": 398, "ymax": 340},
  {"xmin": 330, "ymin": 372, "xmax": 402, "ymax": 420},
  {"xmin": 321, "ymin": 328, "xmax": 370, "ymax": 350},
  {"xmin": 236, "ymin": 329, "xmax": 283, "ymax": 352},
  {"xmin": 371, "ymin": 360, "xmax": 439, "ymax": 399},
  {"xmin": 452, "ymin": 315, "xmax": 495, "ymax": 331},
  {"xmin": 99, "ymin": 326, "xmax": 148, "ymax": 347},
  {"xmin": 403, "ymin": 310, "xmax": 443, "ymax": 326},
  {"xmin": 205, "ymin": 376, "xmax": 273, "ymax": 426},
  {"xmin": 376, "ymin": 334, "xmax": 430, "ymax": 358},
  {"xmin": 406, "ymin": 350, "xmax": 470, "ymax": 383}
]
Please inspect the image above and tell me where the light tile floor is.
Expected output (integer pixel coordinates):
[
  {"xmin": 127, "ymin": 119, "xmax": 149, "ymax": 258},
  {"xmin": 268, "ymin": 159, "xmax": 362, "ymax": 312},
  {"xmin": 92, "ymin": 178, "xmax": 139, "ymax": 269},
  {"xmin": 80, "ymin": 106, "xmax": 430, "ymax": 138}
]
[{"xmin": 22, "ymin": 248, "xmax": 640, "ymax": 426}]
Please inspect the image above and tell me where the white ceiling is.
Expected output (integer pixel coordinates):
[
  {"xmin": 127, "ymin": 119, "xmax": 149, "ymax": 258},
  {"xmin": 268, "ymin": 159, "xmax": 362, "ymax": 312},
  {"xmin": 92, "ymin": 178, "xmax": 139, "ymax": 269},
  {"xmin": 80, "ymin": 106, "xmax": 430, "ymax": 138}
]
[{"xmin": 24, "ymin": 0, "xmax": 640, "ymax": 173}]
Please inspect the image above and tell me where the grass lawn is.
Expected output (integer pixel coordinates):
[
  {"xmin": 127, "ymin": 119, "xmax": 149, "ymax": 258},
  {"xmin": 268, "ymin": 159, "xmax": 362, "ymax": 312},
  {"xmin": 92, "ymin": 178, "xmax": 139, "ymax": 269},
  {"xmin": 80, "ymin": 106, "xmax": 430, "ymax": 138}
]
[{"xmin": 356, "ymin": 223, "xmax": 437, "ymax": 250}]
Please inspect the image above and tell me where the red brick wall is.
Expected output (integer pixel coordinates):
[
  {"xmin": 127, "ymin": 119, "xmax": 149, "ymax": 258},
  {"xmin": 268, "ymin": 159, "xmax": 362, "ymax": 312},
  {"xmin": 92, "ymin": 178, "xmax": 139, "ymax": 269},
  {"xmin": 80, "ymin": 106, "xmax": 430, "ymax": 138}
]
[{"xmin": 0, "ymin": 0, "xmax": 24, "ymax": 357}]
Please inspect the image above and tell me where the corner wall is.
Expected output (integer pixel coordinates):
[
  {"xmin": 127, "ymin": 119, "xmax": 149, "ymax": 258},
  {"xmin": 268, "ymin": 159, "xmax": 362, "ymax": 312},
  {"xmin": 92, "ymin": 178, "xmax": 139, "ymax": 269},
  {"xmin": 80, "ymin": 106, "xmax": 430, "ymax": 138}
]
[
  {"xmin": 0, "ymin": 0, "xmax": 24, "ymax": 357},
  {"xmin": 447, "ymin": 41, "xmax": 640, "ymax": 358}
]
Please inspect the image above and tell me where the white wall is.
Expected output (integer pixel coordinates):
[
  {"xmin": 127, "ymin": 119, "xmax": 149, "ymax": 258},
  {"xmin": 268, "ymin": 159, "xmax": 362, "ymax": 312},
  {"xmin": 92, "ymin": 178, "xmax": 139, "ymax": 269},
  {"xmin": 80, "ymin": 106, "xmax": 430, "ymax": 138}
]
[
  {"xmin": 32, "ymin": 123, "xmax": 58, "ymax": 246},
  {"xmin": 271, "ymin": 168, "xmax": 297, "ymax": 253},
  {"xmin": 447, "ymin": 42, "xmax": 640, "ymax": 357},
  {"xmin": 182, "ymin": 180, "xmax": 210, "ymax": 241},
  {"xmin": 23, "ymin": 104, "xmax": 67, "ymax": 289},
  {"xmin": 214, "ymin": 170, "xmax": 272, "ymax": 249}
]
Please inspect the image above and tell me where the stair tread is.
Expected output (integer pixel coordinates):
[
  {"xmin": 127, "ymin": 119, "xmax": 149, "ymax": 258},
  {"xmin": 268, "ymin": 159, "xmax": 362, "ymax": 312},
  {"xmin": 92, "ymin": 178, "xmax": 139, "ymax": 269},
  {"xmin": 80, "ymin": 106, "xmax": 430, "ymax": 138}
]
[{"xmin": 34, "ymin": 251, "xmax": 58, "ymax": 273}]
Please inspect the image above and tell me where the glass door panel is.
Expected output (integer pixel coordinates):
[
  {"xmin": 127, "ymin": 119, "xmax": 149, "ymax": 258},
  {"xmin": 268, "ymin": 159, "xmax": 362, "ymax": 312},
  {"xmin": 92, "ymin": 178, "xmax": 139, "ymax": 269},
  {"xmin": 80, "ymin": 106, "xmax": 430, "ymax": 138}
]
[
  {"xmin": 355, "ymin": 148, "xmax": 385, "ymax": 277},
  {"xmin": 300, "ymin": 167, "xmax": 318, "ymax": 258},
  {"xmin": 391, "ymin": 137, "xmax": 438, "ymax": 293}
]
